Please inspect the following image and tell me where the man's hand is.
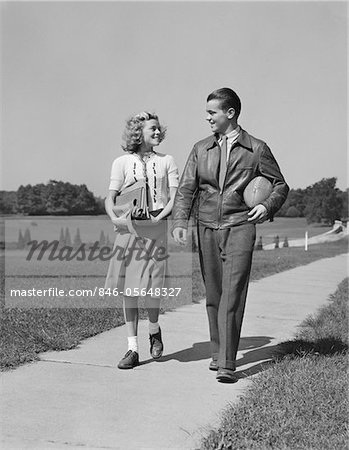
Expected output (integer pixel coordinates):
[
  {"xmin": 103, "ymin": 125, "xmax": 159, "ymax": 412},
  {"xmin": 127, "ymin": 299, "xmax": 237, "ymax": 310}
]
[
  {"xmin": 247, "ymin": 204, "xmax": 268, "ymax": 223},
  {"xmin": 173, "ymin": 227, "xmax": 187, "ymax": 246}
]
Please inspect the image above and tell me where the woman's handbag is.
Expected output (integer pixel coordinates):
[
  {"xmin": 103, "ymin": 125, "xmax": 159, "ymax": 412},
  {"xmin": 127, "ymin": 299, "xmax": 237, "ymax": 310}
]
[
  {"xmin": 112, "ymin": 180, "xmax": 149, "ymax": 235},
  {"xmin": 112, "ymin": 180, "xmax": 149, "ymax": 220}
]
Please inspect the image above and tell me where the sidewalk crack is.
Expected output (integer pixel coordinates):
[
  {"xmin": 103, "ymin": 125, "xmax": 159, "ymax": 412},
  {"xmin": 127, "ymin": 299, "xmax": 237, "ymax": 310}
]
[{"xmin": 41, "ymin": 359, "xmax": 115, "ymax": 369}]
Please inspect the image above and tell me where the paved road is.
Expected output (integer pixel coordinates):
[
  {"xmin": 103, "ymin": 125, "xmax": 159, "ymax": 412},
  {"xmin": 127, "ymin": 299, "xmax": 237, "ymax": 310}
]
[{"xmin": 1, "ymin": 253, "xmax": 348, "ymax": 449}]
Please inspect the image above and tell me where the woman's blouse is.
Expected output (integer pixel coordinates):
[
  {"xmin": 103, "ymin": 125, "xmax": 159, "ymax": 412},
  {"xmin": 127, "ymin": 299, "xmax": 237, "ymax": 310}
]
[{"xmin": 109, "ymin": 152, "xmax": 179, "ymax": 211}]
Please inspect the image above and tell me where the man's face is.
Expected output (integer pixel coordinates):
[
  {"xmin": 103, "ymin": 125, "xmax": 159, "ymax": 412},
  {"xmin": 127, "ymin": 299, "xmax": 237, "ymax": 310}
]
[
  {"xmin": 206, "ymin": 100, "xmax": 235, "ymax": 134},
  {"xmin": 206, "ymin": 99, "xmax": 233, "ymax": 135}
]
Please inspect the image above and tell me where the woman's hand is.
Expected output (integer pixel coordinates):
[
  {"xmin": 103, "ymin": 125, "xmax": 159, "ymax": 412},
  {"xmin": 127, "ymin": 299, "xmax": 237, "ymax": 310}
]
[
  {"xmin": 111, "ymin": 211, "xmax": 129, "ymax": 230},
  {"xmin": 131, "ymin": 207, "xmax": 146, "ymax": 220},
  {"xmin": 150, "ymin": 214, "xmax": 160, "ymax": 224}
]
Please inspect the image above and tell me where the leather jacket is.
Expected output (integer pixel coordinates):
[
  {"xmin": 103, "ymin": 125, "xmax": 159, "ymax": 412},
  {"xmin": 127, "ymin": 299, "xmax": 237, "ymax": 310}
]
[{"xmin": 172, "ymin": 128, "xmax": 289, "ymax": 230}]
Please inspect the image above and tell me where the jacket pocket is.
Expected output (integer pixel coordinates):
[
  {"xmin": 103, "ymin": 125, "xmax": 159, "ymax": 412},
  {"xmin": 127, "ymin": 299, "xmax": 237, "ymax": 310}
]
[
  {"xmin": 198, "ymin": 189, "xmax": 214, "ymax": 207},
  {"xmin": 224, "ymin": 190, "xmax": 247, "ymax": 213},
  {"xmin": 198, "ymin": 190, "xmax": 217, "ymax": 222}
]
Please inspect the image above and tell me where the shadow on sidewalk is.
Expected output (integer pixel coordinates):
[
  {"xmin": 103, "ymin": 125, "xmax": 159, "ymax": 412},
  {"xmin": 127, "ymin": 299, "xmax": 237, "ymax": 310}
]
[
  {"xmin": 140, "ymin": 336, "xmax": 274, "ymax": 370},
  {"xmin": 235, "ymin": 343, "xmax": 280, "ymax": 379}
]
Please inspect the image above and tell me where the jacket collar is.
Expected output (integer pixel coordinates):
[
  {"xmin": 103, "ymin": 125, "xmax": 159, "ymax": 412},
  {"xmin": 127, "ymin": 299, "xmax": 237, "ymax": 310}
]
[{"xmin": 206, "ymin": 128, "xmax": 252, "ymax": 151}]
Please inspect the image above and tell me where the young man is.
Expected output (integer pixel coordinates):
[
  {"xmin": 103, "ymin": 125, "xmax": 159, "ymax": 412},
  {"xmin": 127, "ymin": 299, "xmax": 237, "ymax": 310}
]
[{"xmin": 172, "ymin": 88, "xmax": 289, "ymax": 383}]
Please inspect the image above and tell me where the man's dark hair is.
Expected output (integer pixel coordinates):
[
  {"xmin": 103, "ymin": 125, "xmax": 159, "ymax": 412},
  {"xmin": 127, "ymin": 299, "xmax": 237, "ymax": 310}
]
[{"xmin": 207, "ymin": 88, "xmax": 241, "ymax": 118}]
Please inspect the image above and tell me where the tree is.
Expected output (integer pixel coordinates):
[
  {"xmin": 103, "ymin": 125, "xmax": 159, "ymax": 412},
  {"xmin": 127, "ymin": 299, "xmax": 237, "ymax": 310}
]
[
  {"xmin": 17, "ymin": 185, "xmax": 33, "ymax": 214},
  {"xmin": 99, "ymin": 230, "xmax": 106, "ymax": 247},
  {"xmin": 303, "ymin": 178, "xmax": 343, "ymax": 225},
  {"xmin": 16, "ymin": 183, "xmax": 46, "ymax": 215},
  {"xmin": 29, "ymin": 184, "xmax": 46, "ymax": 215},
  {"xmin": 339, "ymin": 189, "xmax": 348, "ymax": 219},
  {"xmin": 44, "ymin": 180, "xmax": 99, "ymax": 215},
  {"xmin": 17, "ymin": 230, "xmax": 25, "ymax": 249},
  {"xmin": 106, "ymin": 234, "xmax": 112, "ymax": 249},
  {"xmin": 64, "ymin": 228, "xmax": 72, "ymax": 247},
  {"xmin": 0, "ymin": 191, "xmax": 18, "ymax": 214},
  {"xmin": 285, "ymin": 206, "xmax": 301, "ymax": 217},
  {"xmin": 4, "ymin": 180, "xmax": 106, "ymax": 216},
  {"xmin": 73, "ymin": 228, "xmax": 82, "ymax": 249},
  {"xmin": 23, "ymin": 228, "xmax": 31, "ymax": 245},
  {"xmin": 46, "ymin": 180, "xmax": 72, "ymax": 215},
  {"xmin": 95, "ymin": 196, "xmax": 107, "ymax": 214},
  {"xmin": 276, "ymin": 188, "xmax": 306, "ymax": 217},
  {"xmin": 59, "ymin": 228, "xmax": 65, "ymax": 247},
  {"xmin": 71, "ymin": 184, "xmax": 98, "ymax": 214}
]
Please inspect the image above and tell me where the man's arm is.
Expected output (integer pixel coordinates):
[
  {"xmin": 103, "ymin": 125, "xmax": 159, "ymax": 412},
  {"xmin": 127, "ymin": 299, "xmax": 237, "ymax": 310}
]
[
  {"xmin": 258, "ymin": 144, "xmax": 289, "ymax": 220},
  {"xmin": 172, "ymin": 145, "xmax": 199, "ymax": 238}
]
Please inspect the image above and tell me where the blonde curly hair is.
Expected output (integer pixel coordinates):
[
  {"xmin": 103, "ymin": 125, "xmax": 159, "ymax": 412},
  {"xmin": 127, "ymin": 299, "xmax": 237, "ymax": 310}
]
[{"xmin": 121, "ymin": 111, "xmax": 167, "ymax": 153}]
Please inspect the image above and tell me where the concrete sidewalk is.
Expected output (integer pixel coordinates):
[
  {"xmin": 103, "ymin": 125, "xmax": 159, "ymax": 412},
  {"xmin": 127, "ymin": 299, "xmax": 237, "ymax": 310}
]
[{"xmin": 1, "ymin": 253, "xmax": 348, "ymax": 450}]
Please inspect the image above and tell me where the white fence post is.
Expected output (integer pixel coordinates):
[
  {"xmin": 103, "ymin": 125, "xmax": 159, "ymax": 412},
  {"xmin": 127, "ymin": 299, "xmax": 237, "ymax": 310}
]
[{"xmin": 305, "ymin": 231, "xmax": 308, "ymax": 251}]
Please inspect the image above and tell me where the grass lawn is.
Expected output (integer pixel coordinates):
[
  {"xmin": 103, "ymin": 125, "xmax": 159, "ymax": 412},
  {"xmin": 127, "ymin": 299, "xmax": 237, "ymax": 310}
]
[
  {"xmin": 1, "ymin": 237, "xmax": 347, "ymax": 371},
  {"xmin": 0, "ymin": 308, "xmax": 124, "ymax": 369},
  {"xmin": 200, "ymin": 278, "xmax": 348, "ymax": 450},
  {"xmin": 250, "ymin": 237, "xmax": 348, "ymax": 281},
  {"xmin": 3, "ymin": 215, "xmax": 333, "ymax": 248}
]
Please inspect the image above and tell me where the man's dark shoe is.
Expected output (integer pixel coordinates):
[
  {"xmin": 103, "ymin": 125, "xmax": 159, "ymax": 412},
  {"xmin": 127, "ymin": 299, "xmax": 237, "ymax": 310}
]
[
  {"xmin": 117, "ymin": 350, "xmax": 139, "ymax": 369},
  {"xmin": 216, "ymin": 368, "xmax": 238, "ymax": 383},
  {"xmin": 209, "ymin": 360, "xmax": 218, "ymax": 371},
  {"xmin": 149, "ymin": 328, "xmax": 163, "ymax": 359}
]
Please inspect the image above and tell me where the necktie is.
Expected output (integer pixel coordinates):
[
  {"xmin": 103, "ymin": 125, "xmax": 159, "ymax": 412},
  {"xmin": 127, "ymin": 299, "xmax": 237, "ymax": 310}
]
[{"xmin": 219, "ymin": 135, "xmax": 228, "ymax": 191}]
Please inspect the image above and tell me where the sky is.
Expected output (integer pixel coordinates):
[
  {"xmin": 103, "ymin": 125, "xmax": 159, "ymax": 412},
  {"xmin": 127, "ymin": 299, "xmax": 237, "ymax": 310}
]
[{"xmin": 1, "ymin": 1, "xmax": 347, "ymax": 198}]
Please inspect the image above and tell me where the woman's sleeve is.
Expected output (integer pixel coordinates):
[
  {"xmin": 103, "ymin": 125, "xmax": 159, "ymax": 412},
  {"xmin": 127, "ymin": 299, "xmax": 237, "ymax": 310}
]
[
  {"xmin": 167, "ymin": 155, "xmax": 179, "ymax": 188},
  {"xmin": 109, "ymin": 157, "xmax": 125, "ymax": 191}
]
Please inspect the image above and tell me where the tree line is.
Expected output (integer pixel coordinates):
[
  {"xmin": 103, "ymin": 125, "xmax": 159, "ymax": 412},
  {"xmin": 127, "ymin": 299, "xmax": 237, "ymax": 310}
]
[
  {"xmin": 275, "ymin": 177, "xmax": 348, "ymax": 225},
  {"xmin": 0, "ymin": 177, "xmax": 347, "ymax": 224},
  {"xmin": 0, "ymin": 180, "xmax": 105, "ymax": 215}
]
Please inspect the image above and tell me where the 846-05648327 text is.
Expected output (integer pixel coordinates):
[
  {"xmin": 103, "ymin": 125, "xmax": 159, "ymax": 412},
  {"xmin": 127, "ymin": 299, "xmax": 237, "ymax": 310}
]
[{"xmin": 101, "ymin": 288, "xmax": 182, "ymax": 297}]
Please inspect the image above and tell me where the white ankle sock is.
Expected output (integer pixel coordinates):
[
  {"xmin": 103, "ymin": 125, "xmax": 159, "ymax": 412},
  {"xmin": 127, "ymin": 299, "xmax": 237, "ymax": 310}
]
[
  {"xmin": 149, "ymin": 322, "xmax": 160, "ymax": 335},
  {"xmin": 127, "ymin": 336, "xmax": 138, "ymax": 352}
]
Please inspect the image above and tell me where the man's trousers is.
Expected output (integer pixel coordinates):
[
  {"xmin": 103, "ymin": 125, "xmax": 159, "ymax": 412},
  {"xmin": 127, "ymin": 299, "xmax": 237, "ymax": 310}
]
[{"xmin": 197, "ymin": 222, "xmax": 256, "ymax": 370}]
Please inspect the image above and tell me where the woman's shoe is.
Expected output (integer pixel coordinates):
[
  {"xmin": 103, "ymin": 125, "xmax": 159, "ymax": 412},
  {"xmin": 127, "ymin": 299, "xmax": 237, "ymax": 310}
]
[
  {"xmin": 149, "ymin": 328, "xmax": 163, "ymax": 359},
  {"xmin": 209, "ymin": 360, "xmax": 218, "ymax": 371},
  {"xmin": 117, "ymin": 350, "xmax": 139, "ymax": 369}
]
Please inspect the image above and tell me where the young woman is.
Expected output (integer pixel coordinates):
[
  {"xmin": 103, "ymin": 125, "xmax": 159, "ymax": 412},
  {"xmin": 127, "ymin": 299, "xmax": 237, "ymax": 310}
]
[{"xmin": 105, "ymin": 112, "xmax": 179, "ymax": 369}]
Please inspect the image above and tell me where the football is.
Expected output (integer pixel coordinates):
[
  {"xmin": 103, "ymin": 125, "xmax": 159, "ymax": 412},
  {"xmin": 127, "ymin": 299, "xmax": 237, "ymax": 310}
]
[{"xmin": 243, "ymin": 176, "xmax": 273, "ymax": 208}]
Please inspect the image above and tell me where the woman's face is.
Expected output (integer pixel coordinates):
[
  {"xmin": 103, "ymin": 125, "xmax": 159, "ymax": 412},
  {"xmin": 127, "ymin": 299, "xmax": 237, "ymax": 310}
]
[{"xmin": 142, "ymin": 119, "xmax": 161, "ymax": 148}]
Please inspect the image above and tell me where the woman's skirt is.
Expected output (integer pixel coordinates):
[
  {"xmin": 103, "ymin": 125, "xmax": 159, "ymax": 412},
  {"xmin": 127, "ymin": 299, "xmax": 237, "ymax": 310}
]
[{"xmin": 104, "ymin": 220, "xmax": 168, "ymax": 294}]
